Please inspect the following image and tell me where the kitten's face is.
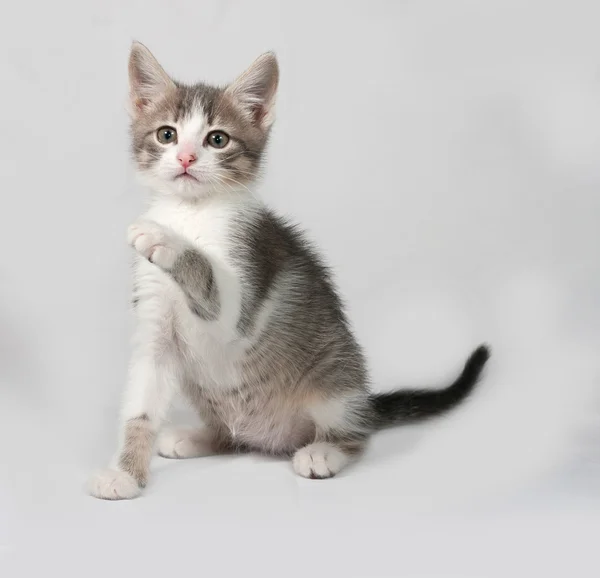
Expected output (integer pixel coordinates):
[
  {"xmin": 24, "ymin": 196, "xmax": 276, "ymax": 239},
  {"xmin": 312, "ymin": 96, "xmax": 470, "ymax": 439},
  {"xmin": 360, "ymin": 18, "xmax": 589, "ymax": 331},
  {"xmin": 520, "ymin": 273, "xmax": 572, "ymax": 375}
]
[{"xmin": 128, "ymin": 43, "xmax": 278, "ymax": 200}]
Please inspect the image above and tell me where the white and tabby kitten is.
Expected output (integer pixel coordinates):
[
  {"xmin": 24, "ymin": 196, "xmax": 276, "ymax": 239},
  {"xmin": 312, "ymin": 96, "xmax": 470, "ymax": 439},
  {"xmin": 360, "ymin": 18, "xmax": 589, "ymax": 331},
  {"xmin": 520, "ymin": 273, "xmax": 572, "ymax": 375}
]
[{"xmin": 88, "ymin": 42, "xmax": 490, "ymax": 500}]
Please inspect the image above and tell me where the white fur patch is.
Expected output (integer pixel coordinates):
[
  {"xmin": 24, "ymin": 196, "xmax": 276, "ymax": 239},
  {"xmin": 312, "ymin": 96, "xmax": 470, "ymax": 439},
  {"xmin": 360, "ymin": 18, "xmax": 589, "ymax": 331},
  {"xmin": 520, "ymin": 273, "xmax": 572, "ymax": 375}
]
[
  {"xmin": 307, "ymin": 393, "xmax": 367, "ymax": 435},
  {"xmin": 135, "ymin": 194, "xmax": 260, "ymax": 392},
  {"xmin": 308, "ymin": 397, "xmax": 349, "ymax": 431},
  {"xmin": 87, "ymin": 469, "xmax": 141, "ymax": 500},
  {"xmin": 292, "ymin": 442, "xmax": 349, "ymax": 479},
  {"xmin": 121, "ymin": 349, "xmax": 178, "ymax": 424}
]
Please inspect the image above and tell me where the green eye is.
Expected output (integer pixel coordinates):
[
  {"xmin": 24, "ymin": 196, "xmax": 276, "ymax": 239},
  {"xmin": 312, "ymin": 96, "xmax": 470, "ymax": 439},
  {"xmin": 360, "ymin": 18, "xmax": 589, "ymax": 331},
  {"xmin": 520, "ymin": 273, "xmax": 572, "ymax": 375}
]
[
  {"xmin": 156, "ymin": 126, "xmax": 177, "ymax": 144},
  {"xmin": 207, "ymin": 131, "xmax": 230, "ymax": 149}
]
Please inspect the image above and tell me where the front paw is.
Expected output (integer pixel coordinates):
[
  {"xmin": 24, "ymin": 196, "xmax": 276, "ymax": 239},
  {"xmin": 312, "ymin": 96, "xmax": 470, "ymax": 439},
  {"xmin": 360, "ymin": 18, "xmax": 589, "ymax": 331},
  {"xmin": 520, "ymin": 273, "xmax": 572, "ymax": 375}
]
[
  {"xmin": 127, "ymin": 220, "xmax": 179, "ymax": 270},
  {"xmin": 87, "ymin": 468, "xmax": 142, "ymax": 500}
]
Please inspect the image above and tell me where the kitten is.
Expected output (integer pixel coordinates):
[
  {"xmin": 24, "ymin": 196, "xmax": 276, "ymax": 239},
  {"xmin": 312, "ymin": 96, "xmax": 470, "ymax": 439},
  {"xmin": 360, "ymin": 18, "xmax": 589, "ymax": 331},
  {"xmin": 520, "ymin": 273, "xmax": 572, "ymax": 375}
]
[{"xmin": 88, "ymin": 42, "xmax": 490, "ymax": 500}]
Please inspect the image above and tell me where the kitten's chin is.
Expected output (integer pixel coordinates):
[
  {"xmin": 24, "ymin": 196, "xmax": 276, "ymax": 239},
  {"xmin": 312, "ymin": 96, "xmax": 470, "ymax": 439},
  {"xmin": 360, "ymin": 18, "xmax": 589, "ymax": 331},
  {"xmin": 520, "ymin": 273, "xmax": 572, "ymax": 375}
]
[{"xmin": 136, "ymin": 171, "xmax": 215, "ymax": 200}]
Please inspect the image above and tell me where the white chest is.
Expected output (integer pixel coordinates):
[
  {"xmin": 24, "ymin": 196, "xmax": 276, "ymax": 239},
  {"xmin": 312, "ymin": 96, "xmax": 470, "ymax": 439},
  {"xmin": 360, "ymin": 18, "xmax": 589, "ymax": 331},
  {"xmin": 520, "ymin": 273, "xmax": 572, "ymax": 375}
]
[
  {"xmin": 135, "ymin": 197, "xmax": 256, "ymax": 388},
  {"xmin": 144, "ymin": 198, "xmax": 234, "ymax": 262}
]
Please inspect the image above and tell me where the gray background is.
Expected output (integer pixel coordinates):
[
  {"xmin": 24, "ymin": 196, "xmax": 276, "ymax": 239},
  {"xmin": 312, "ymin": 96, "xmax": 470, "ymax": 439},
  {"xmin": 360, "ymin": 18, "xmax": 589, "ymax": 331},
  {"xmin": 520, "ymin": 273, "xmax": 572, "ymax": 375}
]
[{"xmin": 1, "ymin": 1, "xmax": 600, "ymax": 576}]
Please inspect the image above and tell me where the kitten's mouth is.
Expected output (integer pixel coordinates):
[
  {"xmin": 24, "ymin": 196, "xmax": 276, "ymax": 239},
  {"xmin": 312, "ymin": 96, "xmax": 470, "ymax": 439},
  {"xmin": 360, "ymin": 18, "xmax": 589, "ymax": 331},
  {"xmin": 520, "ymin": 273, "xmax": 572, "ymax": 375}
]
[{"xmin": 175, "ymin": 172, "xmax": 203, "ymax": 183}]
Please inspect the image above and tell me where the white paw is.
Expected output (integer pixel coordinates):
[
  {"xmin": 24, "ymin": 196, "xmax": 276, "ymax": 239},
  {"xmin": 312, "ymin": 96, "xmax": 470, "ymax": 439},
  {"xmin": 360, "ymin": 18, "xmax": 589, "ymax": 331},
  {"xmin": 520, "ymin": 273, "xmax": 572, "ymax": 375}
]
[
  {"xmin": 87, "ymin": 468, "xmax": 141, "ymax": 500},
  {"xmin": 292, "ymin": 442, "xmax": 349, "ymax": 479},
  {"xmin": 157, "ymin": 427, "xmax": 214, "ymax": 459},
  {"xmin": 127, "ymin": 220, "xmax": 179, "ymax": 270}
]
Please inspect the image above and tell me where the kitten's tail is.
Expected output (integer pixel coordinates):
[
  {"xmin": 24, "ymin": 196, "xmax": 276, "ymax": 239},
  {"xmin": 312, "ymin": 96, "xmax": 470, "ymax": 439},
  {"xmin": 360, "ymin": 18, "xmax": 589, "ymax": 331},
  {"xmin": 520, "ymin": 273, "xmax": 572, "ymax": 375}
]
[{"xmin": 370, "ymin": 344, "xmax": 491, "ymax": 429}]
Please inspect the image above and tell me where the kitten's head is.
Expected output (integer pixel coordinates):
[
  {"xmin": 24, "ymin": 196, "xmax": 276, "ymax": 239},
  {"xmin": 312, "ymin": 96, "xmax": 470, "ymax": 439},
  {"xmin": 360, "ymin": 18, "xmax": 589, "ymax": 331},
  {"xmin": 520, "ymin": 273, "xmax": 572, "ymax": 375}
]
[{"xmin": 128, "ymin": 42, "xmax": 278, "ymax": 200}]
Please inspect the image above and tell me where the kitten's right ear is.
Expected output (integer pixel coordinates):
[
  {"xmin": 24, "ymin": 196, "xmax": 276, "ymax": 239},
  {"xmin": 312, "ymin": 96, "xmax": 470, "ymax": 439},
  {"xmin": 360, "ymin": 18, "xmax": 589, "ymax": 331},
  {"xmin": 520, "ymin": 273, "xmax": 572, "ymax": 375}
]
[{"xmin": 128, "ymin": 41, "xmax": 175, "ymax": 115}]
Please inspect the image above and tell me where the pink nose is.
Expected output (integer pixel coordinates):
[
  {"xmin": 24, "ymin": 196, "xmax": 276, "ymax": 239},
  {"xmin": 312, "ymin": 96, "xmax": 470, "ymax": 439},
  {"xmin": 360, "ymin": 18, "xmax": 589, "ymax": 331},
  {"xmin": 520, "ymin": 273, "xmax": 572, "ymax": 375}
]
[{"xmin": 178, "ymin": 152, "xmax": 197, "ymax": 169}]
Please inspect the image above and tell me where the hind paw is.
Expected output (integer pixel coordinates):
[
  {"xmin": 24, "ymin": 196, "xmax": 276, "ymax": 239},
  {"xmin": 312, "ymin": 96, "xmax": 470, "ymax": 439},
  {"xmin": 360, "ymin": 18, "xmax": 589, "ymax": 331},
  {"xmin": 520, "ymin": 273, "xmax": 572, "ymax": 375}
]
[{"xmin": 292, "ymin": 442, "xmax": 349, "ymax": 479}]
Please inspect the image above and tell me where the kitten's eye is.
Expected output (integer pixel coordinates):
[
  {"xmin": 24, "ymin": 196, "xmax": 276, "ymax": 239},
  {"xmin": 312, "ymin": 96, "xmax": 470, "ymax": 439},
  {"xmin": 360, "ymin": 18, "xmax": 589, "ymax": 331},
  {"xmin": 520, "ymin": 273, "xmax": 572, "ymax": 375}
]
[
  {"xmin": 156, "ymin": 126, "xmax": 178, "ymax": 145},
  {"xmin": 206, "ymin": 131, "xmax": 230, "ymax": 149}
]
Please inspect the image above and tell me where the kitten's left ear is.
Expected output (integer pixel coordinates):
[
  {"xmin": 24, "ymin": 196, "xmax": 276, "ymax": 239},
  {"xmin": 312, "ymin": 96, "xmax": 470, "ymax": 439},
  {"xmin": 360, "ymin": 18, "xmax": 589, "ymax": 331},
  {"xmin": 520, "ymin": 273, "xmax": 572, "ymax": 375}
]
[{"xmin": 225, "ymin": 52, "xmax": 279, "ymax": 129}]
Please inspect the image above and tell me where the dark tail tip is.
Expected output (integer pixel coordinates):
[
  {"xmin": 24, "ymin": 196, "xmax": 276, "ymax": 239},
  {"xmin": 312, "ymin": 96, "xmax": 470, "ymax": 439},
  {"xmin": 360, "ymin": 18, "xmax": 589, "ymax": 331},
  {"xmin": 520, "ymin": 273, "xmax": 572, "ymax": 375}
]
[
  {"xmin": 439, "ymin": 343, "xmax": 491, "ymax": 405},
  {"xmin": 370, "ymin": 343, "xmax": 492, "ymax": 429},
  {"xmin": 463, "ymin": 344, "xmax": 491, "ymax": 379}
]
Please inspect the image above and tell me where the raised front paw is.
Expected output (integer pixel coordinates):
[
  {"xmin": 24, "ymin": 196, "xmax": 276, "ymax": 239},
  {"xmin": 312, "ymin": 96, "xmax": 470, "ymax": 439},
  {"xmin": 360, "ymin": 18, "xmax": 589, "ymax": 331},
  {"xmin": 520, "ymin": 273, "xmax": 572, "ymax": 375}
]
[{"xmin": 127, "ymin": 220, "xmax": 179, "ymax": 270}]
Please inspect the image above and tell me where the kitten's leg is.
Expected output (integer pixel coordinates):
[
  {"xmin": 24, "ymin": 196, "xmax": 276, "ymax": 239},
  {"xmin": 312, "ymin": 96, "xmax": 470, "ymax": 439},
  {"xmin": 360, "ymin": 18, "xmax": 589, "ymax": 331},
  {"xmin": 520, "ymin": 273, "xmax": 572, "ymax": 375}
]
[
  {"xmin": 128, "ymin": 220, "xmax": 220, "ymax": 320},
  {"xmin": 87, "ymin": 351, "xmax": 178, "ymax": 500},
  {"xmin": 293, "ymin": 395, "xmax": 370, "ymax": 479}
]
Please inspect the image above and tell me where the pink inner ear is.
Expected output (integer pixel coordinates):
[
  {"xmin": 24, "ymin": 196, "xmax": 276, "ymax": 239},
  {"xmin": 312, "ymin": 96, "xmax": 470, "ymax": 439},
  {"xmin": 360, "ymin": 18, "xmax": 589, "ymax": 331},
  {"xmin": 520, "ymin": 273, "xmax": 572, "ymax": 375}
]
[
  {"xmin": 252, "ymin": 104, "xmax": 266, "ymax": 124},
  {"xmin": 134, "ymin": 97, "xmax": 149, "ymax": 111}
]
